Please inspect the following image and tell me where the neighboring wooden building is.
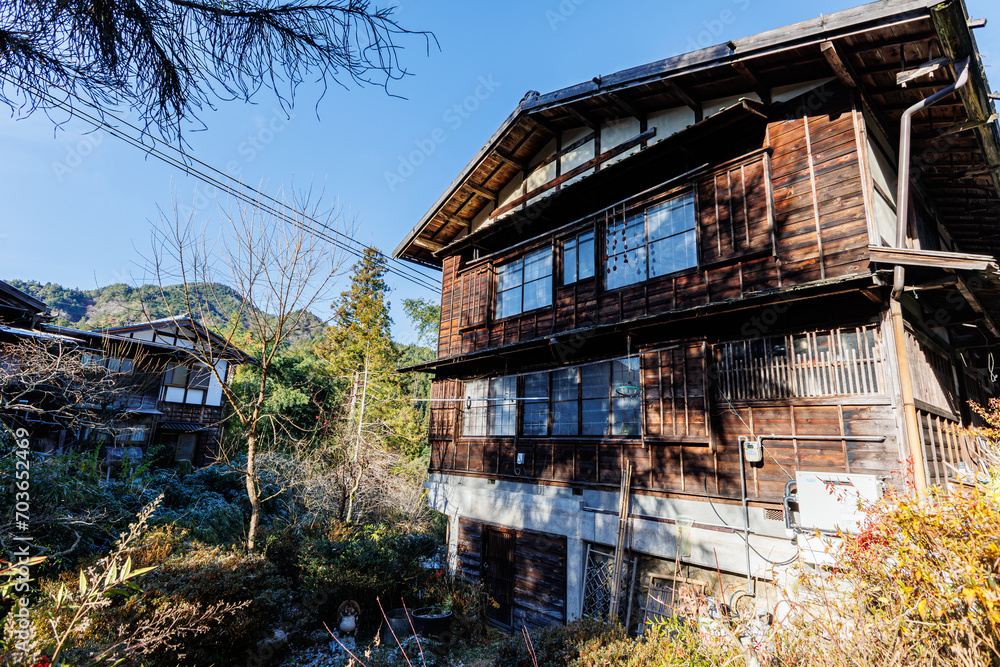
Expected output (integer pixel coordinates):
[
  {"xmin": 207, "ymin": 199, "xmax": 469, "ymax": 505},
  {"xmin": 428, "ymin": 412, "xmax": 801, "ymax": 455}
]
[
  {"xmin": 99, "ymin": 317, "xmax": 254, "ymax": 466},
  {"xmin": 0, "ymin": 282, "xmax": 252, "ymax": 468},
  {"xmin": 394, "ymin": 0, "xmax": 1000, "ymax": 629}
]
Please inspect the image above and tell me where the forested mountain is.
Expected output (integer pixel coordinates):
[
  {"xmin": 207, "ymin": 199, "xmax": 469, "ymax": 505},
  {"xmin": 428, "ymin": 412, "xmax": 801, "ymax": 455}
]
[{"xmin": 8, "ymin": 280, "xmax": 258, "ymax": 330}]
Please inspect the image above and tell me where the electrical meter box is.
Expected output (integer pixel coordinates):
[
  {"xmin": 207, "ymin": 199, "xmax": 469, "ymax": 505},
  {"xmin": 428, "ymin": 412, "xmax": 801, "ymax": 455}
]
[
  {"xmin": 796, "ymin": 471, "xmax": 884, "ymax": 534},
  {"xmin": 794, "ymin": 471, "xmax": 885, "ymax": 565}
]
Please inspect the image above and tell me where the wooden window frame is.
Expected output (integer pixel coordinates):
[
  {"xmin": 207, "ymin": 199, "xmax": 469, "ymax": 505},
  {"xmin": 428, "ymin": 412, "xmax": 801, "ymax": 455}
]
[
  {"xmin": 493, "ymin": 244, "xmax": 554, "ymax": 321},
  {"xmin": 511, "ymin": 357, "xmax": 642, "ymax": 440},
  {"xmin": 602, "ymin": 186, "xmax": 700, "ymax": 293},
  {"xmin": 561, "ymin": 228, "xmax": 596, "ymax": 286}
]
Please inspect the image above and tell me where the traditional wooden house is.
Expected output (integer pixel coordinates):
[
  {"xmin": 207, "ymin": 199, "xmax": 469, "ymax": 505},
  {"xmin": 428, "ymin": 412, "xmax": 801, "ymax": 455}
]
[
  {"xmin": 88, "ymin": 316, "xmax": 253, "ymax": 466},
  {"xmin": 0, "ymin": 283, "xmax": 251, "ymax": 467},
  {"xmin": 394, "ymin": 0, "xmax": 1000, "ymax": 630}
]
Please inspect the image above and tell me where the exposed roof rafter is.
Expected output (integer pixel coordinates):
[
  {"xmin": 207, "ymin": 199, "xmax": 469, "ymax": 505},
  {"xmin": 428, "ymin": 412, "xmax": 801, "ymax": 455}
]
[
  {"xmin": 605, "ymin": 91, "xmax": 641, "ymax": 118},
  {"xmin": 665, "ymin": 80, "xmax": 702, "ymax": 121},
  {"xmin": 731, "ymin": 61, "xmax": 771, "ymax": 104},
  {"xmin": 821, "ymin": 40, "xmax": 860, "ymax": 88},
  {"xmin": 463, "ymin": 182, "xmax": 498, "ymax": 202},
  {"xmin": 564, "ymin": 105, "xmax": 600, "ymax": 130}
]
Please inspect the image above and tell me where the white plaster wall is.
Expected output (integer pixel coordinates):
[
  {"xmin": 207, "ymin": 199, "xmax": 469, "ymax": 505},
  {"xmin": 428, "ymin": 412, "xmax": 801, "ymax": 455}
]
[
  {"xmin": 205, "ymin": 359, "xmax": 227, "ymax": 406},
  {"xmin": 425, "ymin": 474, "xmax": 800, "ymax": 620},
  {"xmin": 497, "ymin": 171, "xmax": 524, "ymax": 212},
  {"xmin": 647, "ymin": 107, "xmax": 696, "ymax": 145},
  {"xmin": 559, "ymin": 127, "xmax": 595, "ymax": 190},
  {"xmin": 703, "ymin": 91, "xmax": 761, "ymax": 117},
  {"xmin": 601, "ymin": 117, "xmax": 641, "ymax": 167},
  {"xmin": 470, "ymin": 202, "xmax": 495, "ymax": 232},
  {"xmin": 164, "ymin": 386, "xmax": 185, "ymax": 403},
  {"xmin": 770, "ymin": 77, "xmax": 836, "ymax": 104},
  {"xmin": 525, "ymin": 138, "xmax": 557, "ymax": 193}
]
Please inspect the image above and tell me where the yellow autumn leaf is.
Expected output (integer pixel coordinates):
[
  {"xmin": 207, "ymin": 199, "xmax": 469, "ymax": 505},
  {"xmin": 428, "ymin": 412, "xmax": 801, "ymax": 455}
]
[{"xmin": 917, "ymin": 598, "xmax": 928, "ymax": 619}]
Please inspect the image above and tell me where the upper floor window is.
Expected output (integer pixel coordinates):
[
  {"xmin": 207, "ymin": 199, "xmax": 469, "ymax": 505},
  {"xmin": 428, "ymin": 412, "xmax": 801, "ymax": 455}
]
[
  {"xmin": 605, "ymin": 191, "xmax": 697, "ymax": 290},
  {"xmin": 163, "ymin": 364, "xmax": 188, "ymax": 387},
  {"xmin": 460, "ymin": 357, "xmax": 641, "ymax": 439},
  {"xmin": 562, "ymin": 230, "xmax": 595, "ymax": 285},
  {"xmin": 496, "ymin": 246, "xmax": 552, "ymax": 319},
  {"xmin": 462, "ymin": 376, "xmax": 516, "ymax": 437},
  {"xmin": 164, "ymin": 363, "xmax": 211, "ymax": 389}
]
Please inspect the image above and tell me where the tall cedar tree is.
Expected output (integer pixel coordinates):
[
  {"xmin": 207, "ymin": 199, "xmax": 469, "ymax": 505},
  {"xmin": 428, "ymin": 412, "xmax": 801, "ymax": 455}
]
[{"xmin": 320, "ymin": 249, "xmax": 424, "ymax": 456}]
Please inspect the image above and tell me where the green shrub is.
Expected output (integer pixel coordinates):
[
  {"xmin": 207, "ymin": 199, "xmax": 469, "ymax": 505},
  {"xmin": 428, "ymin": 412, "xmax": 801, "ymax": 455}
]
[
  {"xmin": 297, "ymin": 524, "xmax": 439, "ymax": 637},
  {"xmin": 87, "ymin": 540, "xmax": 296, "ymax": 666},
  {"xmin": 769, "ymin": 485, "xmax": 1000, "ymax": 667},
  {"xmin": 0, "ymin": 448, "xmax": 145, "ymax": 571}
]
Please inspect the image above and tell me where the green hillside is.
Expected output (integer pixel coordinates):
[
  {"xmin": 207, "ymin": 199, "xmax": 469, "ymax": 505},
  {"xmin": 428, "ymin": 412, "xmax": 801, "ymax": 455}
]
[{"xmin": 7, "ymin": 280, "xmax": 254, "ymax": 330}]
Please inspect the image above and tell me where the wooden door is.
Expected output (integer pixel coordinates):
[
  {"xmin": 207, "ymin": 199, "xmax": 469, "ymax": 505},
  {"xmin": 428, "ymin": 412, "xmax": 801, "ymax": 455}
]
[{"xmin": 481, "ymin": 526, "xmax": 515, "ymax": 628}]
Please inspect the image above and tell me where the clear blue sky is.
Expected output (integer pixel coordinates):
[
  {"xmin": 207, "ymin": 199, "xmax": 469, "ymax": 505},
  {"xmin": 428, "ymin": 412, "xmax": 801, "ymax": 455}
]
[{"xmin": 2, "ymin": 0, "xmax": 998, "ymax": 344}]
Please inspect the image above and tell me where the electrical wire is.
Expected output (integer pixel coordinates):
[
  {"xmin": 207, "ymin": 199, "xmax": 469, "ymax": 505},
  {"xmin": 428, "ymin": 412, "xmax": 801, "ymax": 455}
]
[
  {"xmin": 701, "ymin": 479, "xmax": 800, "ymax": 567},
  {"xmin": 64, "ymin": 82, "xmax": 443, "ymax": 292},
  {"xmin": 717, "ymin": 387, "xmax": 795, "ymax": 481},
  {"xmin": 4, "ymin": 74, "xmax": 441, "ymax": 294}
]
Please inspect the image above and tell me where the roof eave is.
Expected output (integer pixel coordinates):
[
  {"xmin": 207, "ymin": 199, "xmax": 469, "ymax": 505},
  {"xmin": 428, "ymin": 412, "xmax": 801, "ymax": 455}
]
[{"xmin": 393, "ymin": 0, "xmax": 946, "ymax": 266}]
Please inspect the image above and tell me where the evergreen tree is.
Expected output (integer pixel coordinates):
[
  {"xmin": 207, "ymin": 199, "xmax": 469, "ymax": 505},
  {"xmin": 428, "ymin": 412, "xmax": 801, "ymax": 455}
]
[
  {"xmin": 318, "ymin": 249, "xmax": 426, "ymax": 521},
  {"xmin": 324, "ymin": 248, "xmax": 397, "ymax": 379}
]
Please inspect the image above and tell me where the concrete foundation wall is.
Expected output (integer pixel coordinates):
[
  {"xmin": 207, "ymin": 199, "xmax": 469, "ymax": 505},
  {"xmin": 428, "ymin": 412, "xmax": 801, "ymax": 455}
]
[{"xmin": 427, "ymin": 473, "xmax": 800, "ymax": 623}]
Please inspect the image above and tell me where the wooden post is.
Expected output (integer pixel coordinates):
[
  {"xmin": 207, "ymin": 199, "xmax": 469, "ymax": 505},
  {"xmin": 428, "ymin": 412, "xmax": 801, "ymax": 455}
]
[
  {"xmin": 608, "ymin": 463, "xmax": 632, "ymax": 623},
  {"xmin": 889, "ymin": 300, "xmax": 928, "ymax": 493}
]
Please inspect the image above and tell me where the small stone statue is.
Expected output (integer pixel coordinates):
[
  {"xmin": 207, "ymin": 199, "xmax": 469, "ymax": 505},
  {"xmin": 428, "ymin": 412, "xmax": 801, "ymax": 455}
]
[
  {"xmin": 329, "ymin": 599, "xmax": 361, "ymax": 662},
  {"xmin": 336, "ymin": 600, "xmax": 360, "ymax": 637}
]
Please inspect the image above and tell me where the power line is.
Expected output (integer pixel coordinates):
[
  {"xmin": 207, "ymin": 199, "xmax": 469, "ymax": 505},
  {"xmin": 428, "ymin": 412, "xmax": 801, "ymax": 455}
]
[{"xmin": 5, "ymin": 76, "xmax": 442, "ymax": 294}]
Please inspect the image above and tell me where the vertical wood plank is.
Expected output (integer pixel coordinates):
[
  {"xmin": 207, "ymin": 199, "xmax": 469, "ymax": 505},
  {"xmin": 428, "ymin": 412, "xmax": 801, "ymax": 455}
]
[{"xmin": 802, "ymin": 116, "xmax": 827, "ymax": 280}]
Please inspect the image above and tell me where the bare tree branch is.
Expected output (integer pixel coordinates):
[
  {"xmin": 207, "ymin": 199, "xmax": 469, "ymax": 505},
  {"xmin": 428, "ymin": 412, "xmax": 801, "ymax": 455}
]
[{"xmin": 143, "ymin": 186, "xmax": 349, "ymax": 549}]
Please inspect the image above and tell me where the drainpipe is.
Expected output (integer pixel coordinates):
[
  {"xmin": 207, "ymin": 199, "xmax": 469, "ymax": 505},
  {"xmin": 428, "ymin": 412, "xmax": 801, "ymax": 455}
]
[
  {"xmin": 892, "ymin": 56, "xmax": 970, "ymax": 299},
  {"xmin": 889, "ymin": 56, "xmax": 970, "ymax": 494}
]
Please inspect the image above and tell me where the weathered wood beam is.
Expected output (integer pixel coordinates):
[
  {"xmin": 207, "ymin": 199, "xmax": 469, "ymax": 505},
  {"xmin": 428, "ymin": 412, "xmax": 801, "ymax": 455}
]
[
  {"xmin": 605, "ymin": 91, "xmax": 641, "ymax": 118},
  {"xmin": 911, "ymin": 275, "xmax": 959, "ymax": 291},
  {"xmin": 665, "ymin": 80, "xmax": 702, "ymax": 122},
  {"xmin": 438, "ymin": 211, "xmax": 471, "ymax": 230},
  {"xmin": 955, "ymin": 274, "xmax": 1000, "ymax": 337},
  {"xmin": 937, "ymin": 114, "xmax": 999, "ymax": 136},
  {"xmin": 871, "ymin": 81, "xmax": 949, "ymax": 95},
  {"xmin": 412, "ymin": 237, "xmax": 445, "ymax": 252},
  {"xmin": 524, "ymin": 114, "xmax": 557, "ymax": 137},
  {"xmin": 821, "ymin": 40, "xmax": 860, "ymax": 88},
  {"xmin": 491, "ymin": 128, "xmax": 657, "ymax": 219},
  {"xmin": 464, "ymin": 181, "xmax": 498, "ymax": 202},
  {"xmin": 564, "ymin": 105, "xmax": 599, "ymax": 130},
  {"xmin": 850, "ymin": 32, "xmax": 938, "ymax": 54},
  {"xmin": 731, "ymin": 61, "xmax": 771, "ymax": 104},
  {"xmin": 868, "ymin": 245, "xmax": 993, "ymax": 271},
  {"xmin": 896, "ymin": 56, "xmax": 952, "ymax": 86},
  {"xmin": 494, "ymin": 149, "xmax": 526, "ymax": 171},
  {"xmin": 932, "ymin": 0, "xmax": 1000, "ymax": 200}
]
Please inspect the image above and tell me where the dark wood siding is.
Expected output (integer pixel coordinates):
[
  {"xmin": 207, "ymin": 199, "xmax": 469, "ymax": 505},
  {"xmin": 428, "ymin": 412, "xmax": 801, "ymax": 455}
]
[
  {"xmin": 768, "ymin": 95, "xmax": 869, "ymax": 283},
  {"xmin": 713, "ymin": 402, "xmax": 899, "ymax": 501},
  {"xmin": 429, "ymin": 322, "xmax": 905, "ymax": 506},
  {"xmin": 698, "ymin": 154, "xmax": 772, "ymax": 266},
  {"xmin": 439, "ymin": 255, "xmax": 461, "ymax": 358},
  {"xmin": 436, "ymin": 93, "xmax": 870, "ymax": 360},
  {"xmin": 456, "ymin": 519, "xmax": 567, "ymax": 629},
  {"xmin": 642, "ymin": 342, "xmax": 708, "ymax": 440}
]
